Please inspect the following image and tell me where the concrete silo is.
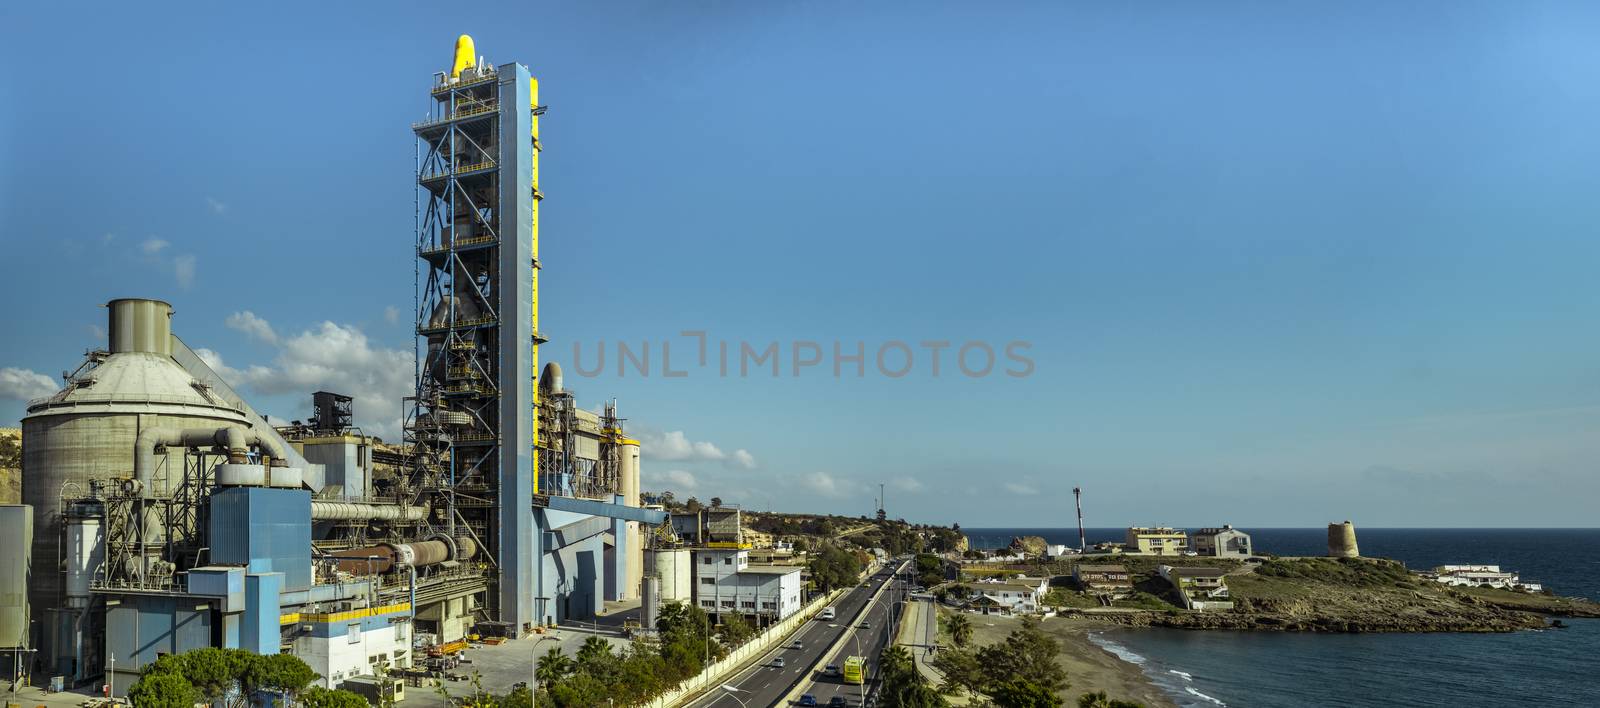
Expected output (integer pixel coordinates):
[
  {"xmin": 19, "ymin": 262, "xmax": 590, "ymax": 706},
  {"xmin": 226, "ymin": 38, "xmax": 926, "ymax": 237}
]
[
  {"xmin": 21, "ymin": 299, "xmax": 249, "ymax": 679},
  {"xmin": 1327, "ymin": 520, "xmax": 1360, "ymax": 558}
]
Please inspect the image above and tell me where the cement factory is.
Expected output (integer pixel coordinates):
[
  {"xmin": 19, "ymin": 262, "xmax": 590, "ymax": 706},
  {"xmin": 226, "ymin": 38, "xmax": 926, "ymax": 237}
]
[{"xmin": 0, "ymin": 36, "xmax": 680, "ymax": 694}]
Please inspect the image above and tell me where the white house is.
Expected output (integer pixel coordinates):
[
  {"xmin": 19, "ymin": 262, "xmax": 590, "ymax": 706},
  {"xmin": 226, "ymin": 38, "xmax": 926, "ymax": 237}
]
[
  {"xmin": 968, "ymin": 577, "xmax": 1046, "ymax": 614},
  {"xmin": 1432, "ymin": 565, "xmax": 1542, "ymax": 592}
]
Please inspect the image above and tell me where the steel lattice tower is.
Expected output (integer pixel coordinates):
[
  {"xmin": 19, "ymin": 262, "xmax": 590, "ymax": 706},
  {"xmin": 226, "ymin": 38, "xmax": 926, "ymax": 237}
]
[{"xmin": 411, "ymin": 39, "xmax": 543, "ymax": 633}]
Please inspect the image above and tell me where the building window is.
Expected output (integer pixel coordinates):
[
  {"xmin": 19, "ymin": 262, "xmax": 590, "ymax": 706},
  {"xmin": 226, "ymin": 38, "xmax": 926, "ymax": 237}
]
[
  {"xmin": 724, "ymin": 557, "xmax": 733, "ymax": 565},
  {"xmin": 721, "ymin": 600, "xmax": 735, "ymax": 608},
  {"xmin": 741, "ymin": 601, "xmax": 755, "ymax": 609},
  {"xmin": 348, "ymin": 624, "xmax": 361, "ymax": 644},
  {"xmin": 704, "ymin": 557, "xmax": 713, "ymax": 565},
  {"xmin": 702, "ymin": 600, "xmax": 715, "ymax": 608},
  {"xmin": 701, "ymin": 577, "xmax": 715, "ymax": 585}
]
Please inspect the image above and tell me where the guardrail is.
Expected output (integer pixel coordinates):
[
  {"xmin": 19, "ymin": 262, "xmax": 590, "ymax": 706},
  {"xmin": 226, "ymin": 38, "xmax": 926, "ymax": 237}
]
[
  {"xmin": 651, "ymin": 589, "xmax": 842, "ymax": 708},
  {"xmin": 778, "ymin": 560, "xmax": 906, "ymax": 707}
]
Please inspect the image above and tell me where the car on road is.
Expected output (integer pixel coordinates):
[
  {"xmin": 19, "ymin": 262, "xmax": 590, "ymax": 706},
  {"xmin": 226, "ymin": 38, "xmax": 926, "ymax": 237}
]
[
  {"xmin": 859, "ymin": 621, "xmax": 871, "ymax": 629},
  {"xmin": 829, "ymin": 697, "xmax": 849, "ymax": 707},
  {"xmin": 820, "ymin": 608, "xmax": 836, "ymax": 620},
  {"xmin": 798, "ymin": 695, "xmax": 817, "ymax": 706},
  {"xmin": 824, "ymin": 664, "xmax": 840, "ymax": 677},
  {"xmin": 772, "ymin": 657, "xmax": 786, "ymax": 668},
  {"xmin": 790, "ymin": 640, "xmax": 804, "ymax": 649}
]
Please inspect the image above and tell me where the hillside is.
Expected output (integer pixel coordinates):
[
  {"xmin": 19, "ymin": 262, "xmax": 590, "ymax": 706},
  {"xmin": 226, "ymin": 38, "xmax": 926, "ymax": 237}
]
[{"xmin": 0, "ymin": 427, "xmax": 19, "ymax": 504}]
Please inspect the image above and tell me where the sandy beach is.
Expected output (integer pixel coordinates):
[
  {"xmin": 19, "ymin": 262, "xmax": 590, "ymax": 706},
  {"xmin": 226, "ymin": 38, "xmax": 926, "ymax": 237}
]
[{"xmin": 950, "ymin": 610, "xmax": 1176, "ymax": 708}]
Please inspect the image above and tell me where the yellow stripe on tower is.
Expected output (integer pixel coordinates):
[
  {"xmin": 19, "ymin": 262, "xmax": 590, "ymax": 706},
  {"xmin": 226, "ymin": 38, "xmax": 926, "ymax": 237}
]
[{"xmin": 530, "ymin": 76, "xmax": 541, "ymax": 495}]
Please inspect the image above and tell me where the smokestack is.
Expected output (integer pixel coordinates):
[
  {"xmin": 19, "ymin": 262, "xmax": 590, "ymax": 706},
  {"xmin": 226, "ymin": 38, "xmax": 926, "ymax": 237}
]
[{"xmin": 1074, "ymin": 487, "xmax": 1086, "ymax": 552}]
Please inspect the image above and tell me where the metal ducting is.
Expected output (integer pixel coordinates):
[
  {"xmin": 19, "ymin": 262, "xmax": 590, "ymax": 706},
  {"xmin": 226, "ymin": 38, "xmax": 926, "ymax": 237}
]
[{"xmin": 310, "ymin": 501, "xmax": 428, "ymax": 522}]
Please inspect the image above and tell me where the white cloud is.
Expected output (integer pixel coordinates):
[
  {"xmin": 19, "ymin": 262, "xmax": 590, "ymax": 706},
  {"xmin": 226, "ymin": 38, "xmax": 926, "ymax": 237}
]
[
  {"xmin": 384, "ymin": 306, "xmax": 401, "ymax": 325},
  {"xmin": 638, "ymin": 430, "xmax": 758, "ymax": 469},
  {"xmin": 890, "ymin": 476, "xmax": 925, "ymax": 493},
  {"xmin": 1003, "ymin": 482, "xmax": 1038, "ymax": 496},
  {"xmin": 140, "ymin": 238, "xmax": 169, "ymax": 255},
  {"xmin": 226, "ymin": 311, "xmax": 278, "ymax": 345},
  {"xmin": 731, "ymin": 449, "xmax": 757, "ymax": 469},
  {"xmin": 0, "ymin": 367, "xmax": 58, "ymax": 401},
  {"xmin": 88, "ymin": 324, "xmax": 107, "ymax": 343},
  {"xmin": 644, "ymin": 468, "xmax": 698, "ymax": 492},
  {"xmin": 641, "ymin": 430, "xmax": 726, "ymax": 462},
  {"xmin": 800, "ymin": 471, "xmax": 851, "ymax": 498},
  {"xmin": 205, "ymin": 314, "xmax": 415, "ymax": 439},
  {"xmin": 206, "ymin": 196, "xmax": 228, "ymax": 214},
  {"xmin": 174, "ymin": 254, "xmax": 197, "ymax": 289}
]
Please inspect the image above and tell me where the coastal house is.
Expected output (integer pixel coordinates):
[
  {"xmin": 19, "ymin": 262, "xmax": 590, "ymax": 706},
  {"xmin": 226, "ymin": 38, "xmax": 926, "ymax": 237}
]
[
  {"xmin": 1430, "ymin": 565, "xmax": 1542, "ymax": 592},
  {"xmin": 1158, "ymin": 565, "xmax": 1233, "ymax": 611},
  {"xmin": 967, "ymin": 578, "xmax": 1044, "ymax": 614},
  {"xmin": 1192, "ymin": 525, "xmax": 1253, "ymax": 558},
  {"xmin": 1126, "ymin": 527, "xmax": 1189, "ymax": 556},
  {"xmin": 1073, "ymin": 564, "xmax": 1133, "ymax": 595}
]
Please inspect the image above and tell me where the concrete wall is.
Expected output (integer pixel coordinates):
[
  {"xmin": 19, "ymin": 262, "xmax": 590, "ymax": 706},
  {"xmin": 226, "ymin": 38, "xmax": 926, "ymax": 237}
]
[{"xmin": 643, "ymin": 589, "xmax": 838, "ymax": 708}]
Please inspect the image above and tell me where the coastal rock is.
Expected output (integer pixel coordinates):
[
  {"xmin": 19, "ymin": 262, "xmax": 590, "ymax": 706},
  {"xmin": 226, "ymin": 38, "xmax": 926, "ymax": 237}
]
[{"xmin": 1010, "ymin": 535, "xmax": 1048, "ymax": 556}]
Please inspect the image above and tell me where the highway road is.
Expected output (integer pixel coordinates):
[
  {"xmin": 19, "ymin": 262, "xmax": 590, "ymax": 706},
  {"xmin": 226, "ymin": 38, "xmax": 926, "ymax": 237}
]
[{"xmin": 688, "ymin": 560, "xmax": 910, "ymax": 708}]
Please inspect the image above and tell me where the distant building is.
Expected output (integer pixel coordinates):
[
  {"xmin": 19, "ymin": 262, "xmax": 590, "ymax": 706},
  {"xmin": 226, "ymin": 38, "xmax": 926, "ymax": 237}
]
[
  {"xmin": 1158, "ymin": 565, "xmax": 1233, "ymax": 611},
  {"xmin": 1046, "ymin": 544, "xmax": 1074, "ymax": 558},
  {"xmin": 1126, "ymin": 527, "xmax": 1189, "ymax": 556},
  {"xmin": 1431, "ymin": 565, "xmax": 1542, "ymax": 592},
  {"xmin": 1192, "ymin": 526, "xmax": 1253, "ymax": 557},
  {"xmin": 693, "ymin": 547, "xmax": 804, "ymax": 625},
  {"xmin": 1073, "ymin": 564, "xmax": 1133, "ymax": 594}
]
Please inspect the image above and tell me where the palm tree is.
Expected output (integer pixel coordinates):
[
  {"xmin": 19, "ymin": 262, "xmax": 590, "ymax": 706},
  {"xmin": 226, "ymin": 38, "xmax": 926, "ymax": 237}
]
[
  {"xmin": 535, "ymin": 647, "xmax": 572, "ymax": 690},
  {"xmin": 576, "ymin": 636, "xmax": 612, "ymax": 667},
  {"xmin": 947, "ymin": 612, "xmax": 973, "ymax": 648}
]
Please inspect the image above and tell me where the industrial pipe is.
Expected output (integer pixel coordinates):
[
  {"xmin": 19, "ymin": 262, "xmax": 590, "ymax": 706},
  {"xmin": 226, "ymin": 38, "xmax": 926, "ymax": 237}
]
[
  {"xmin": 331, "ymin": 535, "xmax": 476, "ymax": 574},
  {"xmin": 134, "ymin": 426, "xmax": 288, "ymax": 498},
  {"xmin": 310, "ymin": 501, "xmax": 429, "ymax": 522}
]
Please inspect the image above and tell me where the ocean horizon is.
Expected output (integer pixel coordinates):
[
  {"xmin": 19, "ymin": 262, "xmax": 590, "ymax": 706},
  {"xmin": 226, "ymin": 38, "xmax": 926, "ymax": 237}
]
[{"xmin": 960, "ymin": 527, "xmax": 1600, "ymax": 707}]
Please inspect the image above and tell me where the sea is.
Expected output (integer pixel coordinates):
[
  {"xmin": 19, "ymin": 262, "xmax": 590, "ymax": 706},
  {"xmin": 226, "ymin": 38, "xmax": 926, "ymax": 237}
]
[{"xmin": 963, "ymin": 528, "xmax": 1600, "ymax": 708}]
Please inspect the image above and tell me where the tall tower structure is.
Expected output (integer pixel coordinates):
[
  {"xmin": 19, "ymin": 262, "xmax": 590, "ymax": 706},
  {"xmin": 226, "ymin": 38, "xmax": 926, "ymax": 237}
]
[
  {"xmin": 1073, "ymin": 486, "xmax": 1086, "ymax": 552},
  {"xmin": 412, "ymin": 35, "xmax": 542, "ymax": 633}
]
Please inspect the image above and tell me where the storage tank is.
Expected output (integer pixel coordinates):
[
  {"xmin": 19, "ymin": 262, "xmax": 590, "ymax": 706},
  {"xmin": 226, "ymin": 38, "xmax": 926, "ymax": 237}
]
[
  {"xmin": 21, "ymin": 299, "xmax": 249, "ymax": 676},
  {"xmin": 63, "ymin": 501, "xmax": 103, "ymax": 610},
  {"xmin": 0, "ymin": 505, "xmax": 32, "ymax": 649},
  {"xmin": 619, "ymin": 438, "xmax": 641, "ymax": 601},
  {"xmin": 1327, "ymin": 520, "xmax": 1360, "ymax": 558}
]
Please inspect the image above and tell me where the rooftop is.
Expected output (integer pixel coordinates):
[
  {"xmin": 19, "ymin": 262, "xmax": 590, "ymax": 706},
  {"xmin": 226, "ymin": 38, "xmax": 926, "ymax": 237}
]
[
  {"xmin": 742, "ymin": 565, "xmax": 802, "ymax": 575},
  {"xmin": 1165, "ymin": 566, "xmax": 1228, "ymax": 578},
  {"xmin": 1077, "ymin": 564, "xmax": 1130, "ymax": 573}
]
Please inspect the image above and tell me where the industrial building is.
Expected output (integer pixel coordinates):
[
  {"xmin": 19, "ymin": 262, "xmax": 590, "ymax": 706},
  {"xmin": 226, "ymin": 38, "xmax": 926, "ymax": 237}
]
[{"xmin": 3, "ymin": 36, "xmax": 668, "ymax": 694}]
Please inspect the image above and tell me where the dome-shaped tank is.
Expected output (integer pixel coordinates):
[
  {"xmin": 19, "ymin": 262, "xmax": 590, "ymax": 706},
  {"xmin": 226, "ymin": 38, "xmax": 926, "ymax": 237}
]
[
  {"xmin": 21, "ymin": 299, "xmax": 249, "ymax": 674},
  {"xmin": 1327, "ymin": 520, "xmax": 1360, "ymax": 558}
]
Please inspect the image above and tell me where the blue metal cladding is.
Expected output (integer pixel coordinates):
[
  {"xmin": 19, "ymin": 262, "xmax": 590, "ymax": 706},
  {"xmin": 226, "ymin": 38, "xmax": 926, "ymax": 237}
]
[
  {"xmin": 496, "ymin": 62, "xmax": 536, "ymax": 633},
  {"xmin": 209, "ymin": 487, "xmax": 313, "ymax": 591},
  {"xmin": 242, "ymin": 573, "xmax": 283, "ymax": 655}
]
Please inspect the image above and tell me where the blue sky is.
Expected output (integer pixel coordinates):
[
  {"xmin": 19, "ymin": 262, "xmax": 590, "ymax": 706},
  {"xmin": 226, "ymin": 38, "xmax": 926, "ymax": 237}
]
[{"xmin": 4, "ymin": 1, "xmax": 1600, "ymax": 526}]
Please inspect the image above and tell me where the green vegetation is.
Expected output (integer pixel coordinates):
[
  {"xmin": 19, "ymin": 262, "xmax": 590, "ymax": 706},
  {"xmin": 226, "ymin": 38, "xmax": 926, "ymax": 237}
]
[
  {"xmin": 301, "ymin": 685, "xmax": 373, "ymax": 708},
  {"xmin": 914, "ymin": 553, "xmax": 946, "ymax": 588},
  {"xmin": 930, "ymin": 618, "xmax": 1068, "ymax": 705},
  {"xmin": 1042, "ymin": 589, "xmax": 1100, "ymax": 611},
  {"xmin": 128, "ymin": 647, "xmax": 322, "ymax": 706},
  {"xmin": 1109, "ymin": 591, "xmax": 1173, "ymax": 611},
  {"xmin": 946, "ymin": 612, "xmax": 973, "ymax": 648},
  {"xmin": 878, "ymin": 645, "xmax": 949, "ymax": 708},
  {"xmin": 1255, "ymin": 557, "xmax": 1412, "ymax": 586},
  {"xmin": 1077, "ymin": 690, "xmax": 1146, "ymax": 708},
  {"xmin": 809, "ymin": 543, "xmax": 867, "ymax": 591}
]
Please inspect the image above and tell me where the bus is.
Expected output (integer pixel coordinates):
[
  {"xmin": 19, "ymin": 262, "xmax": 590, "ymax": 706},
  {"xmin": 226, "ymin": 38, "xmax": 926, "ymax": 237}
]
[{"xmin": 842, "ymin": 656, "xmax": 865, "ymax": 685}]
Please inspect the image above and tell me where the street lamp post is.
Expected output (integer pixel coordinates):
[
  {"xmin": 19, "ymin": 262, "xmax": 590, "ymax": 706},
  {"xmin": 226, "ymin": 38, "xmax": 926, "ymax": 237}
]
[{"xmin": 718, "ymin": 684, "xmax": 750, "ymax": 708}]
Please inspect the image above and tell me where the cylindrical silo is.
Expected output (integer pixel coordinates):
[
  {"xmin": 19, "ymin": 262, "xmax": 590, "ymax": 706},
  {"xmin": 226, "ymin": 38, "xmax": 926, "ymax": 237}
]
[
  {"xmin": 1327, "ymin": 521, "xmax": 1360, "ymax": 558},
  {"xmin": 0, "ymin": 505, "xmax": 32, "ymax": 649},
  {"xmin": 22, "ymin": 298, "xmax": 249, "ymax": 678},
  {"xmin": 619, "ymin": 438, "xmax": 642, "ymax": 601}
]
